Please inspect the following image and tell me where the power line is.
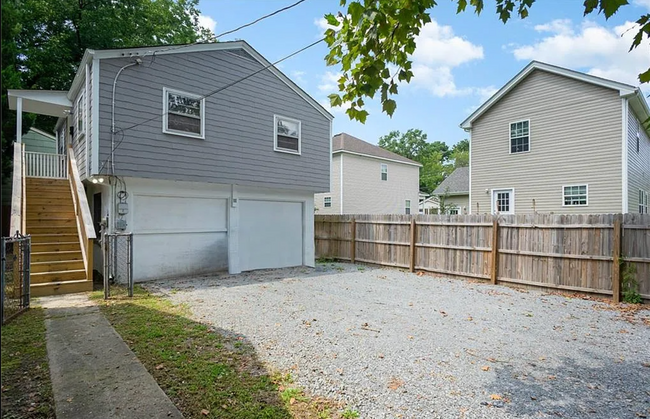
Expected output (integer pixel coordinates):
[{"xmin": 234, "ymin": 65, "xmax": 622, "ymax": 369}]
[
  {"xmin": 97, "ymin": 37, "xmax": 324, "ymax": 175},
  {"xmin": 216, "ymin": 0, "xmax": 307, "ymax": 39}
]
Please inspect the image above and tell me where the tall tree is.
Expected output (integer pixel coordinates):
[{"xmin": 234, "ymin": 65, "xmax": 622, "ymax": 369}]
[
  {"xmin": 323, "ymin": 0, "xmax": 649, "ymax": 122},
  {"xmin": 1, "ymin": 0, "xmax": 214, "ymax": 175},
  {"xmin": 450, "ymin": 139, "xmax": 469, "ymax": 168}
]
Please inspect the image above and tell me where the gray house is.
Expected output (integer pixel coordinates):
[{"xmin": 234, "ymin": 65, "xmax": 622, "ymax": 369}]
[
  {"xmin": 9, "ymin": 41, "xmax": 332, "ymax": 291},
  {"xmin": 461, "ymin": 61, "xmax": 649, "ymax": 215},
  {"xmin": 432, "ymin": 167, "xmax": 469, "ymax": 214}
]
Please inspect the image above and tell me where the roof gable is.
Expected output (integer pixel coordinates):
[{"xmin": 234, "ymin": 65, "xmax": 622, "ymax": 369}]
[
  {"xmin": 433, "ymin": 167, "xmax": 469, "ymax": 195},
  {"xmin": 460, "ymin": 61, "xmax": 644, "ymax": 130},
  {"xmin": 333, "ymin": 133, "xmax": 422, "ymax": 166}
]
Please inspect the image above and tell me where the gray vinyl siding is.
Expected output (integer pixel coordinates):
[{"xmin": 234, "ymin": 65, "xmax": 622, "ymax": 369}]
[
  {"xmin": 97, "ymin": 49, "xmax": 330, "ymax": 192},
  {"xmin": 627, "ymin": 103, "xmax": 650, "ymax": 213},
  {"xmin": 470, "ymin": 69, "xmax": 622, "ymax": 214},
  {"xmin": 72, "ymin": 74, "xmax": 87, "ymax": 180},
  {"xmin": 22, "ymin": 130, "xmax": 56, "ymax": 154},
  {"xmin": 314, "ymin": 154, "xmax": 340, "ymax": 214}
]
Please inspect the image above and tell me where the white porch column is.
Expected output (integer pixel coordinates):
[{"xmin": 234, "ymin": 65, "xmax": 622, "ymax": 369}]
[{"xmin": 15, "ymin": 97, "xmax": 22, "ymax": 143}]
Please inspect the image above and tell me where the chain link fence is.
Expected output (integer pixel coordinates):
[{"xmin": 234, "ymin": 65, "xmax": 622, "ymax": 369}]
[
  {"xmin": 102, "ymin": 232, "xmax": 133, "ymax": 299},
  {"xmin": 1, "ymin": 233, "xmax": 31, "ymax": 324}
]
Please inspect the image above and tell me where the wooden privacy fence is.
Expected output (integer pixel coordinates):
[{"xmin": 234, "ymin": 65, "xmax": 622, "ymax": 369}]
[{"xmin": 315, "ymin": 214, "xmax": 650, "ymax": 302}]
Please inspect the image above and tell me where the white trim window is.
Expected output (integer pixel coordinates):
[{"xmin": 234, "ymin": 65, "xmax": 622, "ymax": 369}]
[
  {"xmin": 324, "ymin": 196, "xmax": 332, "ymax": 208},
  {"xmin": 563, "ymin": 185, "xmax": 588, "ymax": 206},
  {"xmin": 381, "ymin": 163, "xmax": 388, "ymax": 181},
  {"xmin": 163, "ymin": 87, "xmax": 205, "ymax": 139},
  {"xmin": 492, "ymin": 188, "xmax": 514, "ymax": 214},
  {"xmin": 274, "ymin": 115, "xmax": 301, "ymax": 154},
  {"xmin": 75, "ymin": 92, "xmax": 85, "ymax": 140},
  {"xmin": 405, "ymin": 199, "xmax": 411, "ymax": 214},
  {"xmin": 640, "ymin": 190, "xmax": 649, "ymax": 214},
  {"xmin": 510, "ymin": 120, "xmax": 529, "ymax": 153},
  {"xmin": 448, "ymin": 207, "xmax": 459, "ymax": 215}
]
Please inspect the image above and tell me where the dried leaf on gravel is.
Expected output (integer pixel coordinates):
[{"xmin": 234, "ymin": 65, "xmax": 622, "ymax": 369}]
[
  {"xmin": 481, "ymin": 366, "xmax": 490, "ymax": 371},
  {"xmin": 155, "ymin": 364, "xmax": 164, "ymax": 370},
  {"xmin": 490, "ymin": 394, "xmax": 502, "ymax": 400},
  {"xmin": 388, "ymin": 377, "xmax": 405, "ymax": 390}
]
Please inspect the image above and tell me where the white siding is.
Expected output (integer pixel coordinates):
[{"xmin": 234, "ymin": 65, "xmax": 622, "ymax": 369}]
[
  {"xmin": 342, "ymin": 153, "xmax": 420, "ymax": 214},
  {"xmin": 314, "ymin": 154, "xmax": 340, "ymax": 214},
  {"xmin": 470, "ymin": 69, "xmax": 623, "ymax": 214},
  {"xmin": 627, "ymin": 103, "xmax": 650, "ymax": 213}
]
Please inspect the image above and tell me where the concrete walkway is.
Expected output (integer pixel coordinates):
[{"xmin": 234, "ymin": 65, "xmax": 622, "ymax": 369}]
[{"xmin": 41, "ymin": 294, "xmax": 183, "ymax": 418}]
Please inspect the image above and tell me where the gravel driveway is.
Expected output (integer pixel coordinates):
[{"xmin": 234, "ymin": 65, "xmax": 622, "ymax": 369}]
[{"xmin": 148, "ymin": 263, "xmax": 650, "ymax": 419}]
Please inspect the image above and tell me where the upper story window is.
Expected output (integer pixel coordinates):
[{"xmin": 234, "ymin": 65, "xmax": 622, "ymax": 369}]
[
  {"xmin": 274, "ymin": 115, "xmax": 301, "ymax": 154},
  {"xmin": 640, "ymin": 190, "xmax": 649, "ymax": 214},
  {"xmin": 510, "ymin": 120, "xmax": 529, "ymax": 153},
  {"xmin": 324, "ymin": 196, "xmax": 332, "ymax": 208},
  {"xmin": 563, "ymin": 185, "xmax": 588, "ymax": 206},
  {"xmin": 405, "ymin": 199, "xmax": 411, "ymax": 214},
  {"xmin": 381, "ymin": 164, "xmax": 388, "ymax": 181},
  {"xmin": 75, "ymin": 92, "xmax": 85, "ymax": 140},
  {"xmin": 163, "ymin": 87, "xmax": 205, "ymax": 139}
]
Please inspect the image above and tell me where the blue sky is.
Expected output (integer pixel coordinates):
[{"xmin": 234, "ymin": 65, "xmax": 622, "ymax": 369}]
[{"xmin": 198, "ymin": 0, "xmax": 650, "ymax": 147}]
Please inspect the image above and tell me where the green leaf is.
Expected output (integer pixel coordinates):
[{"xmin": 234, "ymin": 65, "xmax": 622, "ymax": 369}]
[
  {"xmin": 382, "ymin": 98, "xmax": 397, "ymax": 116},
  {"xmin": 348, "ymin": 2, "xmax": 364, "ymax": 23},
  {"xmin": 325, "ymin": 13, "xmax": 339, "ymax": 26},
  {"xmin": 328, "ymin": 94, "xmax": 343, "ymax": 107},
  {"xmin": 602, "ymin": 0, "xmax": 628, "ymax": 19},
  {"xmin": 639, "ymin": 68, "xmax": 650, "ymax": 84}
]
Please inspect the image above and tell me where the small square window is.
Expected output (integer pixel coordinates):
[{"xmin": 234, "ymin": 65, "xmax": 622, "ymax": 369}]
[
  {"xmin": 563, "ymin": 185, "xmax": 588, "ymax": 206},
  {"xmin": 381, "ymin": 164, "xmax": 388, "ymax": 181},
  {"xmin": 405, "ymin": 199, "xmax": 411, "ymax": 214},
  {"xmin": 640, "ymin": 190, "xmax": 648, "ymax": 214},
  {"xmin": 448, "ymin": 207, "xmax": 459, "ymax": 215},
  {"xmin": 510, "ymin": 120, "xmax": 529, "ymax": 153},
  {"xmin": 163, "ymin": 87, "xmax": 205, "ymax": 139},
  {"xmin": 274, "ymin": 115, "xmax": 301, "ymax": 154},
  {"xmin": 324, "ymin": 196, "xmax": 332, "ymax": 208}
]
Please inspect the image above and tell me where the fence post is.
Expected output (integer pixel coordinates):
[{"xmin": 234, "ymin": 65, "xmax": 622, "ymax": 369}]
[
  {"xmin": 23, "ymin": 237, "xmax": 30, "ymax": 308},
  {"xmin": 1, "ymin": 237, "xmax": 5, "ymax": 324},
  {"xmin": 491, "ymin": 216, "xmax": 499, "ymax": 284},
  {"xmin": 409, "ymin": 218, "xmax": 416, "ymax": 272},
  {"xmin": 612, "ymin": 216, "xmax": 622, "ymax": 304},
  {"xmin": 350, "ymin": 218, "xmax": 356, "ymax": 264},
  {"xmin": 128, "ymin": 234, "xmax": 134, "ymax": 297}
]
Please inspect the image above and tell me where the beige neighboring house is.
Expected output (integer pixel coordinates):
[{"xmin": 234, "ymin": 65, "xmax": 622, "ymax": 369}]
[
  {"xmin": 315, "ymin": 133, "xmax": 421, "ymax": 214},
  {"xmin": 432, "ymin": 167, "xmax": 469, "ymax": 214},
  {"xmin": 419, "ymin": 193, "xmax": 440, "ymax": 214},
  {"xmin": 461, "ymin": 61, "xmax": 650, "ymax": 215}
]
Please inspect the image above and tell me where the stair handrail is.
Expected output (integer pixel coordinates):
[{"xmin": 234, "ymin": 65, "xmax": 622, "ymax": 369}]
[
  {"xmin": 9, "ymin": 143, "xmax": 25, "ymax": 235},
  {"xmin": 68, "ymin": 147, "xmax": 96, "ymax": 283}
]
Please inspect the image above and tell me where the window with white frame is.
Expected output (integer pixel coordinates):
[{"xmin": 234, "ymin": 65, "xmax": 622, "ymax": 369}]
[
  {"xmin": 405, "ymin": 199, "xmax": 411, "ymax": 214},
  {"xmin": 381, "ymin": 164, "xmax": 388, "ymax": 181},
  {"xmin": 492, "ymin": 189, "xmax": 514, "ymax": 214},
  {"xmin": 510, "ymin": 120, "xmax": 529, "ymax": 153},
  {"xmin": 75, "ymin": 92, "xmax": 85, "ymax": 140},
  {"xmin": 448, "ymin": 207, "xmax": 459, "ymax": 215},
  {"xmin": 640, "ymin": 190, "xmax": 648, "ymax": 214},
  {"xmin": 163, "ymin": 87, "xmax": 205, "ymax": 138},
  {"xmin": 274, "ymin": 115, "xmax": 301, "ymax": 154},
  {"xmin": 563, "ymin": 185, "xmax": 588, "ymax": 206},
  {"xmin": 324, "ymin": 196, "xmax": 332, "ymax": 208}
]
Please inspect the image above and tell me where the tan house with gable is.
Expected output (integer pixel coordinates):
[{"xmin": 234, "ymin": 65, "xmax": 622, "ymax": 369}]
[
  {"xmin": 461, "ymin": 61, "xmax": 650, "ymax": 215},
  {"xmin": 315, "ymin": 133, "xmax": 421, "ymax": 214}
]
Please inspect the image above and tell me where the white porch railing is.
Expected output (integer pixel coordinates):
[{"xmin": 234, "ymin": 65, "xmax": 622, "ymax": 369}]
[{"xmin": 25, "ymin": 152, "xmax": 67, "ymax": 179}]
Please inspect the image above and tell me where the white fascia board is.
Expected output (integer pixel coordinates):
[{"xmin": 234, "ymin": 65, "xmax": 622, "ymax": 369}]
[
  {"xmin": 460, "ymin": 61, "xmax": 639, "ymax": 129},
  {"xmin": 333, "ymin": 150, "xmax": 423, "ymax": 167},
  {"xmin": 622, "ymin": 98, "xmax": 629, "ymax": 213},
  {"xmin": 68, "ymin": 50, "xmax": 95, "ymax": 100},
  {"xmin": 91, "ymin": 57, "xmax": 100, "ymax": 176}
]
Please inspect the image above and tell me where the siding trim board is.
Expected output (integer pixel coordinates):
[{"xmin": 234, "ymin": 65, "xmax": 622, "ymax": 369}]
[
  {"xmin": 340, "ymin": 153, "xmax": 344, "ymax": 213},
  {"xmin": 92, "ymin": 58, "xmax": 100, "ymax": 175},
  {"xmin": 85, "ymin": 63, "xmax": 90, "ymax": 176},
  {"xmin": 622, "ymin": 98, "xmax": 629, "ymax": 213}
]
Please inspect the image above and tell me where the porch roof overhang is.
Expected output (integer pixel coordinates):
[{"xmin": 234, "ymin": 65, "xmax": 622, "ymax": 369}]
[{"xmin": 7, "ymin": 90, "xmax": 71, "ymax": 117}]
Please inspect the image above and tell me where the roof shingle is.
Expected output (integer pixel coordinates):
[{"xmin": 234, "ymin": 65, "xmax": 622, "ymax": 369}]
[
  {"xmin": 433, "ymin": 167, "xmax": 469, "ymax": 195},
  {"xmin": 333, "ymin": 133, "xmax": 421, "ymax": 166}
]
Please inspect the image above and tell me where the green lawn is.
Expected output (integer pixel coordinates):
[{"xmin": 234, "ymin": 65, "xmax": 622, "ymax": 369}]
[
  {"xmin": 94, "ymin": 286, "xmax": 345, "ymax": 419},
  {"xmin": 1, "ymin": 308, "xmax": 55, "ymax": 419}
]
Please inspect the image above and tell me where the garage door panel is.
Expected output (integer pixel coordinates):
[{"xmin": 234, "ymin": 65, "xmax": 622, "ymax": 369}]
[{"xmin": 239, "ymin": 200, "xmax": 303, "ymax": 271}]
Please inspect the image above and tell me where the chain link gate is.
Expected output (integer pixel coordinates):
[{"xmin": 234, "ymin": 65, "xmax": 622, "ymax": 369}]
[
  {"xmin": 102, "ymin": 232, "xmax": 133, "ymax": 299},
  {"xmin": 1, "ymin": 233, "xmax": 31, "ymax": 324}
]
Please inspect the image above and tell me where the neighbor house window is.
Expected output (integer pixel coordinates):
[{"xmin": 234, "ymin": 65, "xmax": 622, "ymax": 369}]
[
  {"xmin": 405, "ymin": 199, "xmax": 411, "ymax": 214},
  {"xmin": 563, "ymin": 185, "xmax": 588, "ymax": 206},
  {"xmin": 75, "ymin": 92, "xmax": 85, "ymax": 140},
  {"xmin": 324, "ymin": 196, "xmax": 332, "ymax": 208},
  {"xmin": 274, "ymin": 115, "xmax": 301, "ymax": 154},
  {"xmin": 492, "ymin": 189, "xmax": 514, "ymax": 214},
  {"xmin": 640, "ymin": 190, "xmax": 649, "ymax": 214},
  {"xmin": 381, "ymin": 164, "xmax": 388, "ymax": 181},
  {"xmin": 510, "ymin": 120, "xmax": 529, "ymax": 153},
  {"xmin": 163, "ymin": 87, "xmax": 205, "ymax": 139},
  {"xmin": 448, "ymin": 207, "xmax": 459, "ymax": 215}
]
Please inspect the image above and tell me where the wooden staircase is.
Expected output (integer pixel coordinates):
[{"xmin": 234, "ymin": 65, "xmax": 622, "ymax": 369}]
[{"xmin": 26, "ymin": 178, "xmax": 93, "ymax": 296}]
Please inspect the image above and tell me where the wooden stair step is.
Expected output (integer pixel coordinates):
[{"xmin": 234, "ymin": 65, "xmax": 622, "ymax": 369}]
[
  {"xmin": 31, "ymin": 234, "xmax": 78, "ymax": 244},
  {"xmin": 26, "ymin": 178, "xmax": 68, "ymax": 184},
  {"xmin": 32, "ymin": 242, "xmax": 81, "ymax": 252},
  {"xmin": 26, "ymin": 205, "xmax": 74, "ymax": 213},
  {"xmin": 26, "ymin": 218, "xmax": 76, "ymax": 227},
  {"xmin": 26, "ymin": 191, "xmax": 72, "ymax": 198},
  {"xmin": 31, "ymin": 269, "xmax": 86, "ymax": 284},
  {"xmin": 30, "ymin": 280, "xmax": 93, "ymax": 297},
  {"xmin": 31, "ymin": 251, "xmax": 83, "ymax": 262},
  {"xmin": 27, "ymin": 226, "xmax": 77, "ymax": 235},
  {"xmin": 31, "ymin": 260, "xmax": 84, "ymax": 273},
  {"xmin": 27, "ymin": 211, "xmax": 75, "ymax": 218}
]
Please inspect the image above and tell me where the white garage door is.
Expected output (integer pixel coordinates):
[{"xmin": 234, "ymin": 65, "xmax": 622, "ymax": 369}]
[
  {"xmin": 132, "ymin": 195, "xmax": 228, "ymax": 280},
  {"xmin": 239, "ymin": 200, "xmax": 303, "ymax": 271}
]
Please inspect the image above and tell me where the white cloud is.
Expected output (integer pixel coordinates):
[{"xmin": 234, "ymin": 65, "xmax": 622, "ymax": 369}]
[
  {"xmin": 511, "ymin": 19, "xmax": 649, "ymax": 87},
  {"xmin": 633, "ymin": 0, "xmax": 650, "ymax": 11},
  {"xmin": 198, "ymin": 14, "xmax": 217, "ymax": 34},
  {"xmin": 408, "ymin": 20, "xmax": 486, "ymax": 98},
  {"xmin": 291, "ymin": 70, "xmax": 306, "ymax": 84},
  {"xmin": 318, "ymin": 71, "xmax": 341, "ymax": 93}
]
